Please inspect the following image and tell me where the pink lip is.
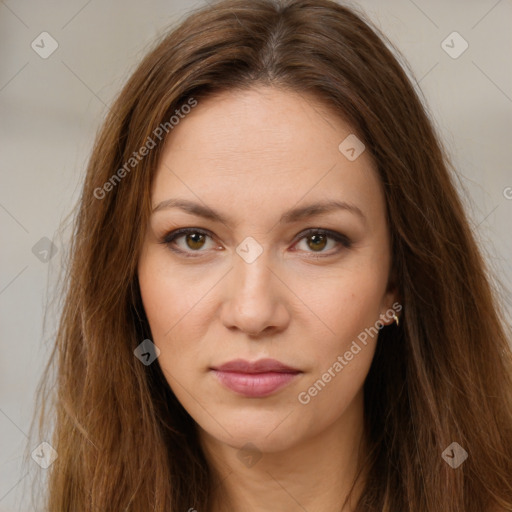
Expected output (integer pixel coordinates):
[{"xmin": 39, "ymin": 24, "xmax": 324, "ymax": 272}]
[{"xmin": 210, "ymin": 358, "xmax": 302, "ymax": 398}]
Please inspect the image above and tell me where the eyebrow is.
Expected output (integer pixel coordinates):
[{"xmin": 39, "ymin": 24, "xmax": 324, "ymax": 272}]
[{"xmin": 152, "ymin": 198, "xmax": 366, "ymax": 225}]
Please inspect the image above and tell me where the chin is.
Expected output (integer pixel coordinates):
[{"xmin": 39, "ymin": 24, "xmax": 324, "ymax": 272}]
[{"xmin": 199, "ymin": 407, "xmax": 307, "ymax": 453}]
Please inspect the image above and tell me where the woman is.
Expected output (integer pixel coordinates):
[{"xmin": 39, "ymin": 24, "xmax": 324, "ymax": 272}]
[{"xmin": 33, "ymin": 0, "xmax": 512, "ymax": 510}]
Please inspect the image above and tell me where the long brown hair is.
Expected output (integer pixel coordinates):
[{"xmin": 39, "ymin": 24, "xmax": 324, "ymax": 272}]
[{"xmin": 31, "ymin": 0, "xmax": 512, "ymax": 510}]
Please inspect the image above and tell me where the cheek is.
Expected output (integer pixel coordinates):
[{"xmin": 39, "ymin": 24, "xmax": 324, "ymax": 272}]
[
  {"xmin": 290, "ymin": 274, "xmax": 384, "ymax": 425},
  {"xmin": 137, "ymin": 250, "xmax": 222, "ymax": 384},
  {"xmin": 138, "ymin": 250, "xmax": 212, "ymax": 337},
  {"xmin": 293, "ymin": 263, "xmax": 387, "ymax": 405},
  {"xmin": 306, "ymin": 265, "xmax": 388, "ymax": 350}
]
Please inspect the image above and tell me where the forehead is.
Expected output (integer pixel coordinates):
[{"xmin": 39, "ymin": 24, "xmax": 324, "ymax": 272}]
[
  {"xmin": 151, "ymin": 86, "xmax": 384, "ymax": 227},
  {"xmin": 159, "ymin": 87, "xmax": 363, "ymax": 167}
]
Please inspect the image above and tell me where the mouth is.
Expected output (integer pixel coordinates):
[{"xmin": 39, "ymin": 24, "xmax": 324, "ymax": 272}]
[{"xmin": 209, "ymin": 358, "xmax": 302, "ymax": 398}]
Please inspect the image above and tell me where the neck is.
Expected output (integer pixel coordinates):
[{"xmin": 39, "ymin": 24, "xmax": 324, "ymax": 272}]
[{"xmin": 199, "ymin": 390, "xmax": 369, "ymax": 512}]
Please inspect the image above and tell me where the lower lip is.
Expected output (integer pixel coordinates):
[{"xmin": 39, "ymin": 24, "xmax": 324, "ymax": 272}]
[{"xmin": 211, "ymin": 370, "xmax": 300, "ymax": 397}]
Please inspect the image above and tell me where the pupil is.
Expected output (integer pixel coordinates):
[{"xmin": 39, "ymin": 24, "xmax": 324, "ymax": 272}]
[
  {"xmin": 187, "ymin": 233, "xmax": 205, "ymax": 249},
  {"xmin": 309, "ymin": 234, "xmax": 326, "ymax": 251}
]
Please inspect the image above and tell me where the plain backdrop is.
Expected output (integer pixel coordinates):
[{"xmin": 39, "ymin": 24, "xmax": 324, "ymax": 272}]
[{"xmin": 1, "ymin": 0, "xmax": 511, "ymax": 510}]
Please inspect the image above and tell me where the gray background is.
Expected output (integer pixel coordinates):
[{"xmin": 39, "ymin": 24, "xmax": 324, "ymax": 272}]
[{"xmin": 1, "ymin": 0, "xmax": 511, "ymax": 510}]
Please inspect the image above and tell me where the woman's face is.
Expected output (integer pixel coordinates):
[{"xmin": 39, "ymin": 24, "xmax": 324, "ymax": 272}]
[{"xmin": 138, "ymin": 86, "xmax": 397, "ymax": 453}]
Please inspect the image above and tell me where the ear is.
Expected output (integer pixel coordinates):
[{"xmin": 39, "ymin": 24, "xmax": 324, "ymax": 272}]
[{"xmin": 378, "ymin": 267, "xmax": 402, "ymax": 327}]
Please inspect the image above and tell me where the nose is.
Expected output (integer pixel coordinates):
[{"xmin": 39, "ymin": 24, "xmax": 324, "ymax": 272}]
[{"xmin": 220, "ymin": 249, "xmax": 291, "ymax": 337}]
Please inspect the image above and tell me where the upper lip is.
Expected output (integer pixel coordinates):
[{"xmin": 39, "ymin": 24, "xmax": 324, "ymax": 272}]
[{"xmin": 211, "ymin": 358, "xmax": 301, "ymax": 374}]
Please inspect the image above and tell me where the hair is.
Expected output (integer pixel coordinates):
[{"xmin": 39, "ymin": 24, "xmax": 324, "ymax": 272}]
[{"xmin": 31, "ymin": 0, "xmax": 512, "ymax": 510}]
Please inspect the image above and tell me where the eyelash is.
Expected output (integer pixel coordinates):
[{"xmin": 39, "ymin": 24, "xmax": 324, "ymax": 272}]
[{"xmin": 159, "ymin": 227, "xmax": 352, "ymax": 259}]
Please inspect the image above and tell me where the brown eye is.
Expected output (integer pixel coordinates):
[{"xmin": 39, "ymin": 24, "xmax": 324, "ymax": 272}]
[
  {"xmin": 184, "ymin": 232, "xmax": 207, "ymax": 250},
  {"xmin": 161, "ymin": 228, "xmax": 217, "ymax": 257},
  {"xmin": 294, "ymin": 229, "xmax": 352, "ymax": 256},
  {"xmin": 306, "ymin": 233, "xmax": 328, "ymax": 252},
  {"xmin": 161, "ymin": 227, "xmax": 351, "ymax": 259}
]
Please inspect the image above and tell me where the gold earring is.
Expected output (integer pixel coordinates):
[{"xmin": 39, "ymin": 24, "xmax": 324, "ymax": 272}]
[{"xmin": 392, "ymin": 312, "xmax": 399, "ymax": 326}]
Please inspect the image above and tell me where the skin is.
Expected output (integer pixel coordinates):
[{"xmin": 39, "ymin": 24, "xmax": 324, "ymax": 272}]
[{"xmin": 137, "ymin": 86, "xmax": 398, "ymax": 512}]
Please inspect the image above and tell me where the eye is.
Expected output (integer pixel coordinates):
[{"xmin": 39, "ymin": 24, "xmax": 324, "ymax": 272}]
[
  {"xmin": 292, "ymin": 228, "xmax": 352, "ymax": 257},
  {"xmin": 160, "ymin": 228, "xmax": 218, "ymax": 257},
  {"xmin": 159, "ymin": 227, "xmax": 351, "ymax": 258}
]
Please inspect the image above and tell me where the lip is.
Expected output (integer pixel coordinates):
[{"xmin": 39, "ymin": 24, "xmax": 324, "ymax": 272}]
[{"xmin": 210, "ymin": 358, "xmax": 302, "ymax": 398}]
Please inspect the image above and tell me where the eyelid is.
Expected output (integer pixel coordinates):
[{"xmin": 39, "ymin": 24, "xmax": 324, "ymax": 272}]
[
  {"xmin": 159, "ymin": 227, "xmax": 351, "ymax": 258},
  {"xmin": 294, "ymin": 228, "xmax": 351, "ymax": 248},
  {"xmin": 160, "ymin": 227, "xmax": 219, "ymax": 256}
]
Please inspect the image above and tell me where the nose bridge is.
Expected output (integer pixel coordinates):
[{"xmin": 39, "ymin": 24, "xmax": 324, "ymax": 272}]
[
  {"xmin": 221, "ymin": 240, "xmax": 289, "ymax": 335},
  {"xmin": 232, "ymin": 241, "xmax": 274, "ymax": 303}
]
